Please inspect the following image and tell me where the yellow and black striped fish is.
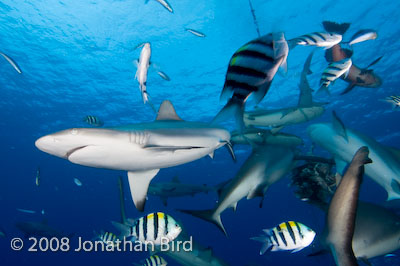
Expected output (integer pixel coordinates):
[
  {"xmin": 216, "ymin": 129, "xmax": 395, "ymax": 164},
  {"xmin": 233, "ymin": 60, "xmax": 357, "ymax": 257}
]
[
  {"xmin": 134, "ymin": 255, "xmax": 168, "ymax": 266},
  {"xmin": 112, "ymin": 212, "xmax": 182, "ymax": 245},
  {"xmin": 251, "ymin": 221, "xmax": 316, "ymax": 255},
  {"xmin": 83, "ymin": 115, "xmax": 104, "ymax": 127},
  {"xmin": 213, "ymin": 32, "xmax": 288, "ymax": 131}
]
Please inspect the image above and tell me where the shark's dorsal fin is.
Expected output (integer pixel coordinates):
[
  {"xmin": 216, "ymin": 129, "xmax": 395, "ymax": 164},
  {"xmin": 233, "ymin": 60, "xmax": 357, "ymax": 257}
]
[
  {"xmin": 156, "ymin": 100, "xmax": 183, "ymax": 121},
  {"xmin": 172, "ymin": 176, "xmax": 180, "ymax": 183},
  {"xmin": 332, "ymin": 111, "xmax": 348, "ymax": 142}
]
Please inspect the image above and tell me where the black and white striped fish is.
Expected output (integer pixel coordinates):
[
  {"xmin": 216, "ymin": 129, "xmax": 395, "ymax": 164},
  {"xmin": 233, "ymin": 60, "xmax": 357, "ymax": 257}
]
[
  {"xmin": 212, "ymin": 32, "xmax": 288, "ymax": 131},
  {"xmin": 382, "ymin": 95, "xmax": 400, "ymax": 109},
  {"xmin": 251, "ymin": 221, "xmax": 316, "ymax": 255},
  {"xmin": 134, "ymin": 255, "xmax": 168, "ymax": 266},
  {"xmin": 83, "ymin": 115, "xmax": 104, "ymax": 127},
  {"xmin": 94, "ymin": 231, "xmax": 120, "ymax": 246},
  {"xmin": 112, "ymin": 212, "xmax": 182, "ymax": 245},
  {"xmin": 318, "ymin": 58, "xmax": 352, "ymax": 94},
  {"xmin": 289, "ymin": 32, "xmax": 342, "ymax": 49}
]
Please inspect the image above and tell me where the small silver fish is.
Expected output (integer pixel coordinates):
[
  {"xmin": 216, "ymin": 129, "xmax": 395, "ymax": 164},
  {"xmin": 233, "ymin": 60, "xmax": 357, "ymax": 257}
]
[
  {"xmin": 348, "ymin": 29, "xmax": 377, "ymax": 45},
  {"xmin": 290, "ymin": 32, "xmax": 342, "ymax": 49},
  {"xmin": 16, "ymin": 208, "xmax": 36, "ymax": 214},
  {"xmin": 157, "ymin": 70, "xmax": 170, "ymax": 81},
  {"xmin": 318, "ymin": 58, "xmax": 352, "ymax": 94},
  {"xmin": 74, "ymin": 178, "xmax": 82, "ymax": 187},
  {"xmin": 35, "ymin": 167, "xmax": 40, "ymax": 187},
  {"xmin": 83, "ymin": 115, "xmax": 103, "ymax": 127},
  {"xmin": 146, "ymin": 0, "xmax": 173, "ymax": 13},
  {"xmin": 0, "ymin": 51, "xmax": 22, "ymax": 74},
  {"xmin": 185, "ymin": 28, "xmax": 206, "ymax": 38}
]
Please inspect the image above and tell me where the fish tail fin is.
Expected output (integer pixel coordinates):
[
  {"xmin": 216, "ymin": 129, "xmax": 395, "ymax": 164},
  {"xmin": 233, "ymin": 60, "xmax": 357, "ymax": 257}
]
[
  {"xmin": 316, "ymin": 85, "xmax": 331, "ymax": 95},
  {"xmin": 111, "ymin": 221, "xmax": 132, "ymax": 239},
  {"xmin": 250, "ymin": 235, "xmax": 272, "ymax": 255},
  {"xmin": 322, "ymin": 21, "xmax": 351, "ymax": 35},
  {"xmin": 178, "ymin": 209, "xmax": 227, "ymax": 236},
  {"xmin": 212, "ymin": 98, "xmax": 245, "ymax": 132}
]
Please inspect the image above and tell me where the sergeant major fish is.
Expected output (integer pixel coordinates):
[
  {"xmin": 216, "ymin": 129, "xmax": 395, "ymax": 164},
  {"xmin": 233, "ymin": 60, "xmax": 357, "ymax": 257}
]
[
  {"xmin": 212, "ymin": 32, "xmax": 288, "ymax": 131},
  {"xmin": 381, "ymin": 95, "xmax": 400, "ymax": 109},
  {"xmin": 83, "ymin": 115, "xmax": 103, "ymax": 127},
  {"xmin": 134, "ymin": 255, "xmax": 168, "ymax": 266},
  {"xmin": 318, "ymin": 58, "xmax": 352, "ymax": 94},
  {"xmin": 93, "ymin": 231, "xmax": 120, "ymax": 247},
  {"xmin": 112, "ymin": 212, "xmax": 182, "ymax": 245},
  {"xmin": 251, "ymin": 221, "xmax": 316, "ymax": 254},
  {"xmin": 289, "ymin": 32, "xmax": 342, "ymax": 49}
]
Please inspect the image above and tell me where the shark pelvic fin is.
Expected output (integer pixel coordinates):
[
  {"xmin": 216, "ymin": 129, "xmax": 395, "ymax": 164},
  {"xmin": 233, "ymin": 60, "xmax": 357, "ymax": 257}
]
[
  {"xmin": 127, "ymin": 169, "xmax": 160, "ymax": 212},
  {"xmin": 156, "ymin": 100, "xmax": 183, "ymax": 121},
  {"xmin": 332, "ymin": 111, "xmax": 348, "ymax": 142}
]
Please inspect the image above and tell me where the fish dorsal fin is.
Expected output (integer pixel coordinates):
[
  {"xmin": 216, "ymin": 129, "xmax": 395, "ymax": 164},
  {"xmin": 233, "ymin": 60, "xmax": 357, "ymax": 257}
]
[
  {"xmin": 156, "ymin": 100, "xmax": 183, "ymax": 121},
  {"xmin": 171, "ymin": 176, "xmax": 180, "ymax": 183},
  {"xmin": 127, "ymin": 169, "xmax": 160, "ymax": 212},
  {"xmin": 386, "ymin": 146, "xmax": 400, "ymax": 160},
  {"xmin": 332, "ymin": 111, "xmax": 348, "ymax": 142}
]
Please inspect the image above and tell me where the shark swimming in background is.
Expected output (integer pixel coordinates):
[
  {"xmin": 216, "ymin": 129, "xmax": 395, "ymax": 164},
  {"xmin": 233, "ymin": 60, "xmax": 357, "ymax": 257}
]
[
  {"xmin": 230, "ymin": 127, "xmax": 303, "ymax": 147},
  {"xmin": 15, "ymin": 221, "xmax": 69, "ymax": 238},
  {"xmin": 180, "ymin": 143, "xmax": 298, "ymax": 235},
  {"xmin": 148, "ymin": 176, "xmax": 219, "ymax": 206},
  {"xmin": 243, "ymin": 50, "xmax": 325, "ymax": 133},
  {"xmin": 307, "ymin": 111, "xmax": 400, "ymax": 201},
  {"xmin": 35, "ymin": 100, "xmax": 232, "ymax": 212}
]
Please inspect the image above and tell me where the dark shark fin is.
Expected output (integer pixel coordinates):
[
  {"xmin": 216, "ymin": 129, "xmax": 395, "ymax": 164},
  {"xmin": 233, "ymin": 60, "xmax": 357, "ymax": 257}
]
[
  {"xmin": 332, "ymin": 111, "xmax": 348, "ymax": 142},
  {"xmin": 322, "ymin": 21, "xmax": 351, "ymax": 35},
  {"xmin": 178, "ymin": 209, "xmax": 227, "ymax": 236},
  {"xmin": 156, "ymin": 100, "xmax": 183, "ymax": 121},
  {"xmin": 341, "ymin": 83, "xmax": 356, "ymax": 95},
  {"xmin": 224, "ymin": 141, "xmax": 236, "ymax": 162},
  {"xmin": 212, "ymin": 98, "xmax": 245, "ymax": 132},
  {"xmin": 365, "ymin": 55, "xmax": 383, "ymax": 69},
  {"xmin": 127, "ymin": 169, "xmax": 160, "ymax": 212}
]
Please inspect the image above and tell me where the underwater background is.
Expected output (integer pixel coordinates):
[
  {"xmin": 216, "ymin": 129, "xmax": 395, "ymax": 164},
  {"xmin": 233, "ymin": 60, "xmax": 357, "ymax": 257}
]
[{"xmin": 1, "ymin": 0, "xmax": 400, "ymax": 265}]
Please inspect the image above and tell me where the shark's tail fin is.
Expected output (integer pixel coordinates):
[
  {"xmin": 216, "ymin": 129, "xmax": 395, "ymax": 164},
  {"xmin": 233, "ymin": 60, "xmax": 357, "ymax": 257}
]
[
  {"xmin": 178, "ymin": 209, "xmax": 227, "ymax": 236},
  {"xmin": 212, "ymin": 98, "xmax": 245, "ymax": 132},
  {"xmin": 322, "ymin": 21, "xmax": 351, "ymax": 35},
  {"xmin": 250, "ymin": 235, "xmax": 273, "ymax": 255}
]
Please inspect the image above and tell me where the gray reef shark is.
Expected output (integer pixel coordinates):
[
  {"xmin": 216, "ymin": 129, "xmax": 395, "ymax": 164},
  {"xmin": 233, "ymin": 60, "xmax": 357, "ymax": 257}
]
[
  {"xmin": 159, "ymin": 233, "xmax": 228, "ymax": 266},
  {"xmin": 148, "ymin": 176, "xmax": 218, "ymax": 206},
  {"xmin": 243, "ymin": 50, "xmax": 325, "ymax": 133},
  {"xmin": 15, "ymin": 221, "xmax": 69, "ymax": 238},
  {"xmin": 325, "ymin": 147, "xmax": 372, "ymax": 266},
  {"xmin": 230, "ymin": 127, "xmax": 303, "ymax": 147},
  {"xmin": 307, "ymin": 111, "xmax": 400, "ymax": 201},
  {"xmin": 35, "ymin": 100, "xmax": 232, "ymax": 211},
  {"xmin": 180, "ymin": 143, "xmax": 298, "ymax": 235}
]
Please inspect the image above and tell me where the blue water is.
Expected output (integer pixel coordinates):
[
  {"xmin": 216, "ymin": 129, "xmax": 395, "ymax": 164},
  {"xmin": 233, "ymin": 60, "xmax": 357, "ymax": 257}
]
[{"xmin": 1, "ymin": 0, "xmax": 400, "ymax": 265}]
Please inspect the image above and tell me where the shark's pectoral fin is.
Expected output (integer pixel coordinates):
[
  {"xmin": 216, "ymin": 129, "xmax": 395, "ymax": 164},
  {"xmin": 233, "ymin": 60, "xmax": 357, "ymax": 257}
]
[
  {"xmin": 332, "ymin": 111, "xmax": 348, "ymax": 142},
  {"xmin": 127, "ymin": 169, "xmax": 160, "ymax": 212}
]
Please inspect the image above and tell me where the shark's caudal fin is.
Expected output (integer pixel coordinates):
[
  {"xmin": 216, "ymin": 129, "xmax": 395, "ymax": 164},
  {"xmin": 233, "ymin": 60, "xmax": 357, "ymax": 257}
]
[
  {"xmin": 156, "ymin": 100, "xmax": 183, "ymax": 121},
  {"xmin": 212, "ymin": 98, "xmax": 245, "ymax": 132},
  {"xmin": 322, "ymin": 21, "xmax": 351, "ymax": 35},
  {"xmin": 127, "ymin": 169, "xmax": 160, "ymax": 212},
  {"xmin": 178, "ymin": 209, "xmax": 227, "ymax": 236}
]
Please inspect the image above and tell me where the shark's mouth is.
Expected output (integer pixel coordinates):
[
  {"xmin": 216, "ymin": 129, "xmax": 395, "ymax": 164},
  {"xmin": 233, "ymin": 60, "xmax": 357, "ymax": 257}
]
[{"xmin": 66, "ymin": 145, "xmax": 89, "ymax": 159}]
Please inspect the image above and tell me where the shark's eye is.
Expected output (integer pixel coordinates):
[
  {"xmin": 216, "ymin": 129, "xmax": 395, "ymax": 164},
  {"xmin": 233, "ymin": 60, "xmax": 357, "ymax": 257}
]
[{"xmin": 71, "ymin": 128, "xmax": 78, "ymax": 135}]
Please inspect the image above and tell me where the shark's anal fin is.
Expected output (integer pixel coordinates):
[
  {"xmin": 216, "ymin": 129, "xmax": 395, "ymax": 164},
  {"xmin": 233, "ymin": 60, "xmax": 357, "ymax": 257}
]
[
  {"xmin": 156, "ymin": 100, "xmax": 183, "ymax": 121},
  {"xmin": 127, "ymin": 169, "xmax": 160, "ymax": 212},
  {"xmin": 332, "ymin": 111, "xmax": 348, "ymax": 142}
]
